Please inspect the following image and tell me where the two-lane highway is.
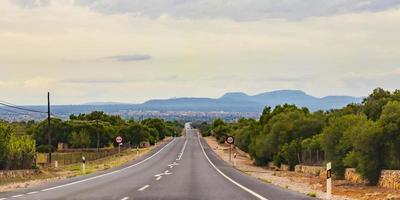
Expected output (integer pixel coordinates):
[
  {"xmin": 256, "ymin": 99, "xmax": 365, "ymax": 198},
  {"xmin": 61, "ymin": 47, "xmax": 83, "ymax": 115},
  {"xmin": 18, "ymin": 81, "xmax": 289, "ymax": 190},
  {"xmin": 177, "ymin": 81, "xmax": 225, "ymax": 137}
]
[{"xmin": 0, "ymin": 125, "xmax": 312, "ymax": 200}]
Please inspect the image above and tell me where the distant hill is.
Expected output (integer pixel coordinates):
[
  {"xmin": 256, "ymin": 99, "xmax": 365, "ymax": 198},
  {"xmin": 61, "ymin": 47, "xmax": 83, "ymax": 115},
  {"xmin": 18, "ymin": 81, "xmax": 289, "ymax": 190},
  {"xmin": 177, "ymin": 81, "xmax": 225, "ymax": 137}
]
[
  {"xmin": 83, "ymin": 102, "xmax": 128, "ymax": 105},
  {"xmin": 1, "ymin": 90, "xmax": 364, "ymax": 118},
  {"xmin": 140, "ymin": 90, "xmax": 363, "ymax": 112}
]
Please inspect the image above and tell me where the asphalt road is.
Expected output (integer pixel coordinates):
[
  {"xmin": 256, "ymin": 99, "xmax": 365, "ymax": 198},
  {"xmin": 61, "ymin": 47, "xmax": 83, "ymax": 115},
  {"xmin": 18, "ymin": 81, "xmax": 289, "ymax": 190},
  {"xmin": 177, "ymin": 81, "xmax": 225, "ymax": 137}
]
[{"xmin": 0, "ymin": 127, "xmax": 312, "ymax": 200}]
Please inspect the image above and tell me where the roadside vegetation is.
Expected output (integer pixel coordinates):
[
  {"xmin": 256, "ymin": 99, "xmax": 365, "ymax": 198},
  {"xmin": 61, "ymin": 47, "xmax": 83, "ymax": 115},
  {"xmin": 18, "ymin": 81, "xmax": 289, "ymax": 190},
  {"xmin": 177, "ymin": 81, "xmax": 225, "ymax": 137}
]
[
  {"xmin": 0, "ymin": 112, "xmax": 183, "ymax": 170},
  {"xmin": 204, "ymin": 88, "xmax": 400, "ymax": 186}
]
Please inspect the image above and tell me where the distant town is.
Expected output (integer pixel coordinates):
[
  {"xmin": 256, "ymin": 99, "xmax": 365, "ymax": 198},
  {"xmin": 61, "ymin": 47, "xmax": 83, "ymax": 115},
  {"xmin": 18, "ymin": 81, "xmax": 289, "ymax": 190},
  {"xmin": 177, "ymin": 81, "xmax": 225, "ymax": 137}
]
[{"xmin": 0, "ymin": 109, "xmax": 260, "ymax": 122}]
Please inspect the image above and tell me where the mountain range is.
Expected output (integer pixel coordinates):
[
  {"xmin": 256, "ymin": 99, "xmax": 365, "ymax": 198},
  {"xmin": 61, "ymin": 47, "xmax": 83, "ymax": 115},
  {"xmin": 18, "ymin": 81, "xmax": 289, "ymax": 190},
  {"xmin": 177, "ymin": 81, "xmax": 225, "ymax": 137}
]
[
  {"xmin": 0, "ymin": 90, "xmax": 364, "ymax": 121},
  {"xmin": 138, "ymin": 90, "xmax": 363, "ymax": 112}
]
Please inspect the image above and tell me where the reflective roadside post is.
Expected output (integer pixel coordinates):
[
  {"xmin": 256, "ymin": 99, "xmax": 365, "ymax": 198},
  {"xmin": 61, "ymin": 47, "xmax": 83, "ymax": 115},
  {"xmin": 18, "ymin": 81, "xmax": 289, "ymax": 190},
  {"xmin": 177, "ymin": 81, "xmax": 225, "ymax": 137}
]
[
  {"xmin": 119, "ymin": 143, "xmax": 123, "ymax": 156},
  {"xmin": 233, "ymin": 153, "xmax": 237, "ymax": 167},
  {"xmin": 82, "ymin": 156, "xmax": 86, "ymax": 175},
  {"xmin": 326, "ymin": 162, "xmax": 332, "ymax": 199}
]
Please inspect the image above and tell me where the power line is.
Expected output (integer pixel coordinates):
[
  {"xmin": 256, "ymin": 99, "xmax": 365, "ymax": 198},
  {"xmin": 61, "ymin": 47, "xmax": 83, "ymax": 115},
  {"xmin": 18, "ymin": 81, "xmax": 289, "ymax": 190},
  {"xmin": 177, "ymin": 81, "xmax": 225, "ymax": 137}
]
[
  {"xmin": 0, "ymin": 107, "xmax": 26, "ymax": 115},
  {"xmin": 0, "ymin": 102, "xmax": 47, "ymax": 114}
]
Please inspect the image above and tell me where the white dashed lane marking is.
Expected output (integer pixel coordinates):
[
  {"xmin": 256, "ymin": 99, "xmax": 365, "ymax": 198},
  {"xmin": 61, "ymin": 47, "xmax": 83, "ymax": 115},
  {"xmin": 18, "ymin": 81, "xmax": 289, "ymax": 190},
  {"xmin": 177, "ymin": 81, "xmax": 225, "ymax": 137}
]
[
  {"xmin": 138, "ymin": 185, "xmax": 150, "ymax": 192},
  {"xmin": 121, "ymin": 197, "xmax": 129, "ymax": 200}
]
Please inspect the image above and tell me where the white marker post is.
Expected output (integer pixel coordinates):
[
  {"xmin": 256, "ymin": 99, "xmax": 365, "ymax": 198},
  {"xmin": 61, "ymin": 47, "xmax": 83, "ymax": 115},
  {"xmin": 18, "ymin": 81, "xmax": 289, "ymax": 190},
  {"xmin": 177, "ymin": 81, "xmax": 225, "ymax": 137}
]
[
  {"xmin": 82, "ymin": 156, "xmax": 86, "ymax": 175},
  {"xmin": 119, "ymin": 143, "xmax": 123, "ymax": 156},
  {"xmin": 233, "ymin": 153, "xmax": 237, "ymax": 167},
  {"xmin": 326, "ymin": 162, "xmax": 332, "ymax": 199}
]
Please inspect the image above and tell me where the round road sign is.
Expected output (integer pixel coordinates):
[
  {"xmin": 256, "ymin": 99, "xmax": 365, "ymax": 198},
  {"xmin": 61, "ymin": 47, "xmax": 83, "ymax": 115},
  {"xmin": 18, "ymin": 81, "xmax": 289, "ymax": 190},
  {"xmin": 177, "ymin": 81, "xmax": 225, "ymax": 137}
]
[
  {"xmin": 116, "ymin": 136, "xmax": 123, "ymax": 143},
  {"xmin": 226, "ymin": 136, "xmax": 235, "ymax": 144}
]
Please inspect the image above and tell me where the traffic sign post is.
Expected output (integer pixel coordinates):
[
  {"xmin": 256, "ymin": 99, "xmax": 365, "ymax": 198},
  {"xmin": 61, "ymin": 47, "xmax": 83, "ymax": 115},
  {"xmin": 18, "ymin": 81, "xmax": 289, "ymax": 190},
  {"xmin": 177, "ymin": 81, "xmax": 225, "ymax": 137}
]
[
  {"xmin": 116, "ymin": 136, "xmax": 123, "ymax": 156},
  {"xmin": 226, "ymin": 136, "xmax": 235, "ymax": 163},
  {"xmin": 326, "ymin": 162, "xmax": 332, "ymax": 199}
]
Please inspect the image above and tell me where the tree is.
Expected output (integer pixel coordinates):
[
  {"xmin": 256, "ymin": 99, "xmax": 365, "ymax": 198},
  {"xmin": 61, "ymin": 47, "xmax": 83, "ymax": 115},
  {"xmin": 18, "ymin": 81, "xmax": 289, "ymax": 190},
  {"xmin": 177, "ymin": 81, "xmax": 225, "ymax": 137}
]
[
  {"xmin": 142, "ymin": 118, "xmax": 168, "ymax": 140},
  {"xmin": 212, "ymin": 119, "xmax": 230, "ymax": 143},
  {"xmin": 351, "ymin": 123, "xmax": 384, "ymax": 185},
  {"xmin": 379, "ymin": 101, "xmax": 400, "ymax": 169},
  {"xmin": 0, "ymin": 124, "xmax": 36, "ymax": 170},
  {"xmin": 70, "ymin": 130, "xmax": 91, "ymax": 149}
]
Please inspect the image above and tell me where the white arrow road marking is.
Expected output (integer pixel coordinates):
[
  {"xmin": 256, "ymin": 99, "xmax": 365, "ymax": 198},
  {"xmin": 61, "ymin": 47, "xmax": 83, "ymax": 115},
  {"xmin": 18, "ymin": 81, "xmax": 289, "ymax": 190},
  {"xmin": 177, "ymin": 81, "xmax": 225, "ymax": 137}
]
[
  {"xmin": 164, "ymin": 170, "xmax": 172, "ymax": 175},
  {"xmin": 138, "ymin": 185, "xmax": 150, "ymax": 192},
  {"xmin": 154, "ymin": 170, "xmax": 173, "ymax": 180},
  {"xmin": 168, "ymin": 162, "xmax": 179, "ymax": 168}
]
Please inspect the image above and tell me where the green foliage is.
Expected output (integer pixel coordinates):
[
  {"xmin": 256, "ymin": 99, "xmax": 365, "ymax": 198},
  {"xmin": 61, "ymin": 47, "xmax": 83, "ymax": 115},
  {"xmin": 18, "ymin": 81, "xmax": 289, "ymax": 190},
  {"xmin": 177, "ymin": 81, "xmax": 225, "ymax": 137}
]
[
  {"xmin": 26, "ymin": 112, "xmax": 183, "ymax": 150},
  {"xmin": 212, "ymin": 118, "xmax": 230, "ymax": 143},
  {"xmin": 1, "ymin": 112, "xmax": 183, "ymax": 170},
  {"xmin": 280, "ymin": 140, "xmax": 301, "ymax": 170},
  {"xmin": 209, "ymin": 88, "xmax": 400, "ymax": 185},
  {"xmin": 192, "ymin": 121, "xmax": 211, "ymax": 137},
  {"xmin": 379, "ymin": 101, "xmax": 400, "ymax": 169},
  {"xmin": 0, "ymin": 124, "xmax": 36, "ymax": 170},
  {"xmin": 141, "ymin": 118, "xmax": 168, "ymax": 140},
  {"xmin": 70, "ymin": 130, "xmax": 91, "ymax": 148}
]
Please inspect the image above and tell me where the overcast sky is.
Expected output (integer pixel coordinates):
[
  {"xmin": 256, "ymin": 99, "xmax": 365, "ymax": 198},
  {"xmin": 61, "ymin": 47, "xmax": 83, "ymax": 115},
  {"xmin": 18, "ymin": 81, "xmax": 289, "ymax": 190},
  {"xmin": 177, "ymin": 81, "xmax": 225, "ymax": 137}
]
[{"xmin": 1, "ymin": 0, "xmax": 400, "ymax": 105}]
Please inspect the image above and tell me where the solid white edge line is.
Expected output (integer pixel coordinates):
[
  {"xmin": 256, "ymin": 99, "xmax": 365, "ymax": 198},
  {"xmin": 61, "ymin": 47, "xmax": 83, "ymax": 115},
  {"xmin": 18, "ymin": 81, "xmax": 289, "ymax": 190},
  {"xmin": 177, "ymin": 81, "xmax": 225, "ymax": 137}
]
[
  {"xmin": 27, "ymin": 191, "xmax": 38, "ymax": 195},
  {"xmin": 138, "ymin": 185, "xmax": 150, "ymax": 191},
  {"xmin": 197, "ymin": 137, "xmax": 269, "ymax": 200},
  {"xmin": 40, "ymin": 138, "xmax": 176, "ymax": 192}
]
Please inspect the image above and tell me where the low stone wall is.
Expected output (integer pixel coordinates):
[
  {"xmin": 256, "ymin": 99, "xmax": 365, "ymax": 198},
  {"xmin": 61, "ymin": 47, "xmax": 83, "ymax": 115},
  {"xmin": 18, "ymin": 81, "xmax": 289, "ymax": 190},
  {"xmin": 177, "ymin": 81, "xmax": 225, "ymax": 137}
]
[
  {"xmin": 280, "ymin": 164, "xmax": 290, "ymax": 171},
  {"xmin": 295, "ymin": 165, "xmax": 325, "ymax": 178},
  {"xmin": 0, "ymin": 169, "xmax": 38, "ymax": 179},
  {"xmin": 267, "ymin": 162, "xmax": 290, "ymax": 171},
  {"xmin": 295, "ymin": 165, "xmax": 400, "ymax": 190},
  {"xmin": 345, "ymin": 168, "xmax": 367, "ymax": 184},
  {"xmin": 378, "ymin": 170, "xmax": 400, "ymax": 189}
]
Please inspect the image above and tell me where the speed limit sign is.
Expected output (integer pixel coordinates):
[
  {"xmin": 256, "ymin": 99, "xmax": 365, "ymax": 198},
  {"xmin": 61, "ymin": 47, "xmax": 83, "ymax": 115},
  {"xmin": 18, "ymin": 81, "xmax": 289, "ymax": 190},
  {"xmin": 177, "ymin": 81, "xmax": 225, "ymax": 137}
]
[
  {"xmin": 116, "ymin": 136, "xmax": 123, "ymax": 144},
  {"xmin": 226, "ymin": 136, "xmax": 235, "ymax": 144}
]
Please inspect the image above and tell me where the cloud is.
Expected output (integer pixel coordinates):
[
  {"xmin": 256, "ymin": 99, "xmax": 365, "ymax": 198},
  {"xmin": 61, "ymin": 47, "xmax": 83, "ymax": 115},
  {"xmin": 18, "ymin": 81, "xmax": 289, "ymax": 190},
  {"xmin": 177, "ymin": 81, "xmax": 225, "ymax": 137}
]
[
  {"xmin": 63, "ymin": 75, "xmax": 178, "ymax": 84},
  {"xmin": 11, "ymin": 0, "xmax": 50, "ymax": 8},
  {"xmin": 103, "ymin": 54, "xmax": 152, "ymax": 62},
  {"xmin": 23, "ymin": 77, "xmax": 54, "ymax": 89},
  {"xmin": 74, "ymin": 0, "xmax": 400, "ymax": 20}
]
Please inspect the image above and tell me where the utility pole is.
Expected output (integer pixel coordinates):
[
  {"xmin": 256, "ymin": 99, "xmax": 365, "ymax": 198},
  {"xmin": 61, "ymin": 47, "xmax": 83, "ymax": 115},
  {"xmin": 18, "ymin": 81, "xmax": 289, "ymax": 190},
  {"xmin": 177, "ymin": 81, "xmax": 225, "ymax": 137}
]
[
  {"xmin": 47, "ymin": 92, "xmax": 52, "ymax": 165},
  {"xmin": 96, "ymin": 120, "xmax": 100, "ymax": 153}
]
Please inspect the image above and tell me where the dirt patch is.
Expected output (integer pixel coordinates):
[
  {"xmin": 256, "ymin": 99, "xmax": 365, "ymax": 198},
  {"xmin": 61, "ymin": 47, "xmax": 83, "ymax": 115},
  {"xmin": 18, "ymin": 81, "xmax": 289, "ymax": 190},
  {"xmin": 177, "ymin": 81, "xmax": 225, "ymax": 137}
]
[{"xmin": 204, "ymin": 136, "xmax": 400, "ymax": 200}]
